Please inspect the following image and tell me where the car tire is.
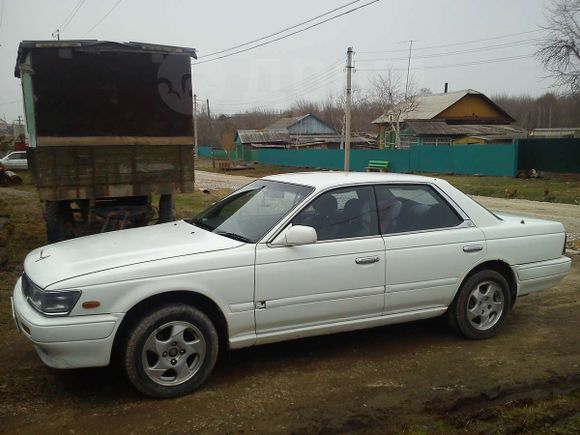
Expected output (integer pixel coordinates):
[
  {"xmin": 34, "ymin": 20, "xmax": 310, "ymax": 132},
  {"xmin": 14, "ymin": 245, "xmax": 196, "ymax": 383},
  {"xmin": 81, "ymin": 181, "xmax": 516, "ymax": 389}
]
[
  {"xmin": 447, "ymin": 269, "xmax": 512, "ymax": 340},
  {"xmin": 158, "ymin": 194, "xmax": 174, "ymax": 223},
  {"xmin": 124, "ymin": 304, "xmax": 219, "ymax": 398}
]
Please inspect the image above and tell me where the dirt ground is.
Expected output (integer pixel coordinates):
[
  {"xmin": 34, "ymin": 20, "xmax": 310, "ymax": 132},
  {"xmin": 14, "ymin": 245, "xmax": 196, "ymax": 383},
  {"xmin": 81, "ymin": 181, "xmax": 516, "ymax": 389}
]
[
  {"xmin": 0, "ymin": 259, "xmax": 578, "ymax": 434},
  {"xmin": 1, "ymin": 172, "xmax": 579, "ymax": 433}
]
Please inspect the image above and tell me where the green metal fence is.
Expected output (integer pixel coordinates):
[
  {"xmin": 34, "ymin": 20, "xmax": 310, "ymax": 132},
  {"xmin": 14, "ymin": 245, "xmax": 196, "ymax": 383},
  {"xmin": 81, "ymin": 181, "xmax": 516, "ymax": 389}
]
[
  {"xmin": 518, "ymin": 139, "xmax": 580, "ymax": 173},
  {"xmin": 254, "ymin": 143, "xmax": 519, "ymax": 177}
]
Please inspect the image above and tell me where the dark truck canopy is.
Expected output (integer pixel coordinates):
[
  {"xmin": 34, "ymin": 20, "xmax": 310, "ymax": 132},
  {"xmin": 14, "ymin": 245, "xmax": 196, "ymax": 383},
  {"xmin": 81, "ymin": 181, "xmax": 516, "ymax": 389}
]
[
  {"xmin": 15, "ymin": 40, "xmax": 197, "ymax": 140},
  {"xmin": 15, "ymin": 40, "xmax": 196, "ymax": 201}
]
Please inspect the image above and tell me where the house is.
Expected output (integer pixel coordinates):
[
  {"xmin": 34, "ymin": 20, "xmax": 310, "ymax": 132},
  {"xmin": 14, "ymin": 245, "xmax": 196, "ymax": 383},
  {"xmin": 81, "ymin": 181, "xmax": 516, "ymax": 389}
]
[
  {"xmin": 372, "ymin": 89, "xmax": 527, "ymax": 148},
  {"xmin": 266, "ymin": 114, "xmax": 338, "ymax": 136},
  {"xmin": 235, "ymin": 113, "xmax": 377, "ymax": 160}
]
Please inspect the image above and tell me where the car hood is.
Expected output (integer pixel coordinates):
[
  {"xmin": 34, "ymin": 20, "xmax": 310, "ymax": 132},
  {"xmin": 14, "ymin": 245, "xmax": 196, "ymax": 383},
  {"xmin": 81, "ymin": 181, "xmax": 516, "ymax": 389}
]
[{"xmin": 24, "ymin": 220, "xmax": 244, "ymax": 288}]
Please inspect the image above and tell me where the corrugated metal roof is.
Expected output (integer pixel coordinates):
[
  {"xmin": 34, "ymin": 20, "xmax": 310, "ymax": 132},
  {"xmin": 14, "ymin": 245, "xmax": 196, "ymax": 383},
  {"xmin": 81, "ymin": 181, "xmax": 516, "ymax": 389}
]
[
  {"xmin": 372, "ymin": 89, "xmax": 514, "ymax": 124},
  {"xmin": 404, "ymin": 120, "xmax": 527, "ymax": 137},
  {"xmin": 236, "ymin": 129, "xmax": 291, "ymax": 144},
  {"xmin": 266, "ymin": 115, "xmax": 310, "ymax": 130}
]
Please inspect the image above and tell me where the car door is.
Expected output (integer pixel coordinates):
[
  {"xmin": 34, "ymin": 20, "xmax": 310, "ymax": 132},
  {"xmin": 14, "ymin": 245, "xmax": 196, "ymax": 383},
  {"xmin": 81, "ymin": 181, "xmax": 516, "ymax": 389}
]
[
  {"xmin": 254, "ymin": 185, "xmax": 386, "ymax": 334},
  {"xmin": 5, "ymin": 152, "xmax": 26, "ymax": 170},
  {"xmin": 376, "ymin": 184, "xmax": 486, "ymax": 314}
]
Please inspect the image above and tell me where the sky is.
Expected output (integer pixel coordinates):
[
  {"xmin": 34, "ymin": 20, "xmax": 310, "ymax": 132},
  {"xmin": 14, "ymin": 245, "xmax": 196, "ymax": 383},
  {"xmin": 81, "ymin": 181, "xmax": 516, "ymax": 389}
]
[{"xmin": 0, "ymin": 0, "xmax": 555, "ymax": 123}]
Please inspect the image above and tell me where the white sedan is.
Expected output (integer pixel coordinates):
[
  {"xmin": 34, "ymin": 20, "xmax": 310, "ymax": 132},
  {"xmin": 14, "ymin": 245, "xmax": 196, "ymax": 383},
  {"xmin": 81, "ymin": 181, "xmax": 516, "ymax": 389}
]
[
  {"xmin": 12, "ymin": 172, "xmax": 571, "ymax": 398},
  {"xmin": 0, "ymin": 150, "xmax": 28, "ymax": 170}
]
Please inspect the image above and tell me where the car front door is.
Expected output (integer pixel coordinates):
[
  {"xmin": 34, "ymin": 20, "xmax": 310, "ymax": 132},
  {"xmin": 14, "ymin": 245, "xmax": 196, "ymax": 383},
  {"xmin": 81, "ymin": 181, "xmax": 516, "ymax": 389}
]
[
  {"xmin": 254, "ymin": 185, "xmax": 386, "ymax": 335},
  {"xmin": 376, "ymin": 184, "xmax": 486, "ymax": 314}
]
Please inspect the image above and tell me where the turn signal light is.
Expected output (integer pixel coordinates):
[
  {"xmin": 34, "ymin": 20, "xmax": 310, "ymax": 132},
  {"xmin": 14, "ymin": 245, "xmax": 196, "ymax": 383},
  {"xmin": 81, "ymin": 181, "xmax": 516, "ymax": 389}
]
[{"xmin": 82, "ymin": 301, "xmax": 101, "ymax": 309}]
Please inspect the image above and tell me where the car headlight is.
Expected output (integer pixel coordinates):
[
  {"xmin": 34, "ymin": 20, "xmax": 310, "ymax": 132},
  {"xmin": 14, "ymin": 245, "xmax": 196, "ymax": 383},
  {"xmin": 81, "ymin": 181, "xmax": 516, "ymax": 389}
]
[{"xmin": 22, "ymin": 274, "xmax": 81, "ymax": 316}]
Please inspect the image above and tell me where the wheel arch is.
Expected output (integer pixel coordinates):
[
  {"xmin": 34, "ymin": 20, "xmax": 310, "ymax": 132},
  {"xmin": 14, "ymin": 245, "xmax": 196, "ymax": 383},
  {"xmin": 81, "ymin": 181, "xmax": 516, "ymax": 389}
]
[
  {"xmin": 111, "ymin": 290, "xmax": 229, "ymax": 364},
  {"xmin": 456, "ymin": 259, "xmax": 517, "ymax": 306}
]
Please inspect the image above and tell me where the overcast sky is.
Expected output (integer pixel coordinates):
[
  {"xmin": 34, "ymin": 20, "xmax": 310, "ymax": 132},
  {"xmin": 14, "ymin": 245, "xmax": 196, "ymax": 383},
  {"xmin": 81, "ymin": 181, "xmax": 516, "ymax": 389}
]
[{"xmin": 0, "ymin": 0, "xmax": 554, "ymax": 123}]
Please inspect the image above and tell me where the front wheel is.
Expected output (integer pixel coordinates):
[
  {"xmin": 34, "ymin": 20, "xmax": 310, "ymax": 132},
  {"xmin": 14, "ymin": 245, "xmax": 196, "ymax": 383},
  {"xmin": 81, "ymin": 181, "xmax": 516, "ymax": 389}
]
[
  {"xmin": 124, "ymin": 304, "xmax": 219, "ymax": 398},
  {"xmin": 447, "ymin": 270, "xmax": 511, "ymax": 340}
]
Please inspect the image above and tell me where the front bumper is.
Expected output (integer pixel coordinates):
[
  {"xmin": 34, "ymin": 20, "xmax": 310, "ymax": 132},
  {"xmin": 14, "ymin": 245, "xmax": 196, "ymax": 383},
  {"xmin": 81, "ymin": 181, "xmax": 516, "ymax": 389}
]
[{"xmin": 12, "ymin": 277, "xmax": 124, "ymax": 369}]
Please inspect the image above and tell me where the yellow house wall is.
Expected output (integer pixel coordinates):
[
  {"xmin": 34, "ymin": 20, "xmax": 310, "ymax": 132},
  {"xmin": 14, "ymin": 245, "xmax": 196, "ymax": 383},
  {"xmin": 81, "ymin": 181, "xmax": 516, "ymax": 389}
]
[
  {"xmin": 437, "ymin": 95, "xmax": 507, "ymax": 121},
  {"xmin": 452, "ymin": 136, "xmax": 487, "ymax": 145}
]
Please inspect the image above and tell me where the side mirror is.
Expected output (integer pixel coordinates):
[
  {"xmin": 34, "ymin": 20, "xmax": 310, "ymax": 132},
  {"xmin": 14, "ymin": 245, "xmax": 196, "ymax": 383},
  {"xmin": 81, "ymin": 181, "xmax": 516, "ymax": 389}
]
[{"xmin": 271, "ymin": 225, "xmax": 317, "ymax": 246}]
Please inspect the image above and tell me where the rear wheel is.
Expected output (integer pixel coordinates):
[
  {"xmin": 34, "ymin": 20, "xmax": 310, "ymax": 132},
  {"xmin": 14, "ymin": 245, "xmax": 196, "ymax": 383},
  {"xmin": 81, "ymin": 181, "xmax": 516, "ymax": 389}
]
[
  {"xmin": 447, "ymin": 270, "xmax": 511, "ymax": 339},
  {"xmin": 124, "ymin": 304, "xmax": 219, "ymax": 398}
]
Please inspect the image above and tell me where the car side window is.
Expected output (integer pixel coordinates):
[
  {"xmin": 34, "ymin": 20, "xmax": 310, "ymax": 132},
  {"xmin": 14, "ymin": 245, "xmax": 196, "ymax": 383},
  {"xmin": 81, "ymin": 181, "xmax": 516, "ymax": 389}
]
[
  {"xmin": 8, "ymin": 153, "xmax": 25, "ymax": 160},
  {"xmin": 293, "ymin": 186, "xmax": 379, "ymax": 241},
  {"xmin": 375, "ymin": 184, "xmax": 462, "ymax": 234}
]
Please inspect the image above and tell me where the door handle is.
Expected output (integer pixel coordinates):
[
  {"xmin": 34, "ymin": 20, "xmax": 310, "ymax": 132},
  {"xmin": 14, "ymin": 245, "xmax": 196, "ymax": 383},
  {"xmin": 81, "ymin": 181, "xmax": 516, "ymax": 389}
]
[
  {"xmin": 463, "ymin": 245, "xmax": 483, "ymax": 253},
  {"xmin": 355, "ymin": 256, "xmax": 380, "ymax": 265}
]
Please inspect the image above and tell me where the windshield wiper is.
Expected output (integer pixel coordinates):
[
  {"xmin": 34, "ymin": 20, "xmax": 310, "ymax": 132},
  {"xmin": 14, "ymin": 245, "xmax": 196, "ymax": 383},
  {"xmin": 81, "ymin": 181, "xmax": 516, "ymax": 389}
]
[{"xmin": 216, "ymin": 231, "xmax": 252, "ymax": 243}]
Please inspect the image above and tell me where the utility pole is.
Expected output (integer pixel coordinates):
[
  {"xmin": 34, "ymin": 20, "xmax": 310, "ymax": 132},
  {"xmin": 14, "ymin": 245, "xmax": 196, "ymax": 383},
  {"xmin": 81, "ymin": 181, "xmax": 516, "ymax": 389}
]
[
  {"xmin": 206, "ymin": 98, "xmax": 211, "ymax": 119},
  {"xmin": 404, "ymin": 39, "xmax": 416, "ymax": 100},
  {"xmin": 344, "ymin": 46, "xmax": 354, "ymax": 172},
  {"xmin": 52, "ymin": 29, "xmax": 60, "ymax": 40},
  {"xmin": 193, "ymin": 94, "xmax": 198, "ymax": 158}
]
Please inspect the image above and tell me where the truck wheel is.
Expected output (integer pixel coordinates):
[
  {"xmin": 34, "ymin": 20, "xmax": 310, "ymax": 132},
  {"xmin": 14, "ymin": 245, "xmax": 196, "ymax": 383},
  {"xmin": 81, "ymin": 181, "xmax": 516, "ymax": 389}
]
[
  {"xmin": 124, "ymin": 304, "xmax": 219, "ymax": 398},
  {"xmin": 45, "ymin": 201, "xmax": 73, "ymax": 243},
  {"xmin": 158, "ymin": 194, "xmax": 174, "ymax": 223},
  {"xmin": 447, "ymin": 270, "xmax": 511, "ymax": 340}
]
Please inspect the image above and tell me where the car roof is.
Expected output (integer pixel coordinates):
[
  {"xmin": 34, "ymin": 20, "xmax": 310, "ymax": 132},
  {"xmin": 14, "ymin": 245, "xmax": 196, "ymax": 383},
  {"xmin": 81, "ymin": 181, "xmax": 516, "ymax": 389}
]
[{"xmin": 262, "ymin": 171, "xmax": 440, "ymax": 189}]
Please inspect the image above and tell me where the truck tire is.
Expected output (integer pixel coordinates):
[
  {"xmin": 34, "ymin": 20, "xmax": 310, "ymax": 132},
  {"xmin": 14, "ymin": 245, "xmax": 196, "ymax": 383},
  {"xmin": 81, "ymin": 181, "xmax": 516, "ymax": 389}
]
[
  {"xmin": 45, "ymin": 201, "xmax": 73, "ymax": 243},
  {"xmin": 124, "ymin": 304, "xmax": 219, "ymax": 398},
  {"xmin": 158, "ymin": 194, "xmax": 174, "ymax": 223}
]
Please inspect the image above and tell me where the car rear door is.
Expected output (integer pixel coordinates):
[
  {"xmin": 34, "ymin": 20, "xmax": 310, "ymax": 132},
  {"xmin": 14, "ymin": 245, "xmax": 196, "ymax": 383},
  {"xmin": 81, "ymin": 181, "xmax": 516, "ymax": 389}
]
[{"xmin": 376, "ymin": 184, "xmax": 486, "ymax": 314}]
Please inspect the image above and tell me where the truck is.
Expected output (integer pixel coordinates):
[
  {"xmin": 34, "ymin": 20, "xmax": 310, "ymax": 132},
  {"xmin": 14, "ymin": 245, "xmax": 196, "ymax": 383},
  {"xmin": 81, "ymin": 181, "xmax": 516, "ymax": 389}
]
[{"xmin": 14, "ymin": 40, "xmax": 196, "ymax": 243}]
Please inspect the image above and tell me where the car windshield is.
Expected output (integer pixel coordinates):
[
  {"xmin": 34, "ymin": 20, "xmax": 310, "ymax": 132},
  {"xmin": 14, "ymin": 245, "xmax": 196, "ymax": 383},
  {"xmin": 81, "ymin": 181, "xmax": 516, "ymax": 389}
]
[{"xmin": 189, "ymin": 180, "xmax": 313, "ymax": 243}]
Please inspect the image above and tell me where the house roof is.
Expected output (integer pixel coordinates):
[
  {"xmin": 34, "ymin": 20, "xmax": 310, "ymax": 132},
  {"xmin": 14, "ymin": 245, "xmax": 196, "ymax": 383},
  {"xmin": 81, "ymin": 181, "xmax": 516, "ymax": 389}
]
[
  {"xmin": 265, "ymin": 113, "xmax": 336, "ymax": 133},
  {"xmin": 372, "ymin": 89, "xmax": 514, "ymax": 124},
  {"xmin": 266, "ymin": 115, "xmax": 310, "ymax": 130},
  {"xmin": 403, "ymin": 120, "xmax": 527, "ymax": 138},
  {"xmin": 236, "ymin": 129, "xmax": 291, "ymax": 144}
]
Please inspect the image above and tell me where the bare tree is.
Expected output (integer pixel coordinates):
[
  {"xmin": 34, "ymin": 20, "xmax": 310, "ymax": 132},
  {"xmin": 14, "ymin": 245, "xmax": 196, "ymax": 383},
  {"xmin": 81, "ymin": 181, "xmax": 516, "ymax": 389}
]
[
  {"xmin": 368, "ymin": 70, "xmax": 418, "ymax": 148},
  {"xmin": 537, "ymin": 0, "xmax": 580, "ymax": 96}
]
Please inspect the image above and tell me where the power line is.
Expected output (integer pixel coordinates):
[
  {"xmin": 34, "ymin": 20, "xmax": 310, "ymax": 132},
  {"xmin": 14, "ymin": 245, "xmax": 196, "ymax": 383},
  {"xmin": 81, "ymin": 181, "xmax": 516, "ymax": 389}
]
[
  {"xmin": 57, "ymin": 0, "xmax": 87, "ymax": 34},
  {"xmin": 357, "ymin": 39, "xmax": 538, "ymax": 63},
  {"xmin": 193, "ymin": 0, "xmax": 381, "ymax": 65},
  {"xmin": 210, "ymin": 75, "xmax": 345, "ymax": 111},
  {"xmin": 81, "ymin": 0, "xmax": 124, "ymax": 37},
  {"xmin": 357, "ymin": 29, "xmax": 544, "ymax": 54},
  {"xmin": 206, "ymin": 61, "xmax": 345, "ymax": 108},
  {"xmin": 208, "ymin": 58, "xmax": 345, "ymax": 106},
  {"xmin": 199, "ymin": 0, "xmax": 364, "ymax": 59},
  {"xmin": 357, "ymin": 54, "xmax": 535, "ymax": 72}
]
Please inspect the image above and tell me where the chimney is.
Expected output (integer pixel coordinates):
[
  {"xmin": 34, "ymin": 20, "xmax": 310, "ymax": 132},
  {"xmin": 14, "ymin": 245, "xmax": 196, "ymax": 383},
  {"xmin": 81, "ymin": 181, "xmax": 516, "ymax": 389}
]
[{"xmin": 444, "ymin": 82, "xmax": 449, "ymax": 93}]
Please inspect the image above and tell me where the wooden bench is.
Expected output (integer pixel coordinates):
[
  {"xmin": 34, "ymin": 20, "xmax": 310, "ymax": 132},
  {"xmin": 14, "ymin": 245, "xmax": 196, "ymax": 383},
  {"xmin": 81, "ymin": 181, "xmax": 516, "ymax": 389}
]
[{"xmin": 366, "ymin": 160, "xmax": 389, "ymax": 172}]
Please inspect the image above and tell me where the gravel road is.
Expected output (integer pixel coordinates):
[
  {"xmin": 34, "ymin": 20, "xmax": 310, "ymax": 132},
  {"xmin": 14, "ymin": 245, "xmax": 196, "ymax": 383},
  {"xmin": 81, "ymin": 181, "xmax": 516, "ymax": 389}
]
[{"xmin": 195, "ymin": 170, "xmax": 255, "ymax": 190}]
